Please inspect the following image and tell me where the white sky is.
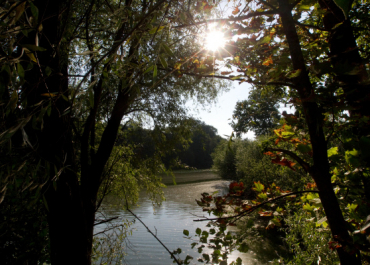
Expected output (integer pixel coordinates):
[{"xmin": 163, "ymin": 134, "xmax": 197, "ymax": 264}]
[
  {"xmin": 187, "ymin": 80, "xmax": 296, "ymax": 139},
  {"xmin": 188, "ymin": 81, "xmax": 256, "ymax": 139}
]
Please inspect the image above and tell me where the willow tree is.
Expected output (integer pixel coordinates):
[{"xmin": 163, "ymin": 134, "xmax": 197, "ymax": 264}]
[{"xmin": 0, "ymin": 0, "xmax": 227, "ymax": 264}]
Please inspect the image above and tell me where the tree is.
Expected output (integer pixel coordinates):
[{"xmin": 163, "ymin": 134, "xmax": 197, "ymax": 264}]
[
  {"xmin": 231, "ymin": 89, "xmax": 281, "ymax": 136},
  {"xmin": 175, "ymin": 119, "xmax": 223, "ymax": 169},
  {"xmin": 0, "ymin": 0, "xmax": 227, "ymax": 264},
  {"xmin": 180, "ymin": 0, "xmax": 370, "ymax": 263}
]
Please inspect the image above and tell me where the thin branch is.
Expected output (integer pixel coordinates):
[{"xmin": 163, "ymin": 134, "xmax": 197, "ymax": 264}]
[
  {"xmin": 94, "ymin": 216, "xmax": 119, "ymax": 226},
  {"xmin": 174, "ymin": 10, "xmax": 279, "ymax": 28},
  {"xmin": 127, "ymin": 209, "xmax": 181, "ymax": 265},
  {"xmin": 266, "ymin": 147, "xmax": 311, "ymax": 174},
  {"xmin": 172, "ymin": 70, "xmax": 295, "ymax": 87},
  {"xmin": 194, "ymin": 190, "xmax": 319, "ymax": 222},
  {"xmin": 93, "ymin": 224, "xmax": 124, "ymax": 236}
]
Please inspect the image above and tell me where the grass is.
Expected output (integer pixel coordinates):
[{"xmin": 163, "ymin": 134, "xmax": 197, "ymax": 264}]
[{"xmin": 160, "ymin": 169, "xmax": 221, "ymax": 185}]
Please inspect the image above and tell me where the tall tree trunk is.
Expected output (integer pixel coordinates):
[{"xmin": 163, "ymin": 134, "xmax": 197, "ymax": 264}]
[
  {"xmin": 319, "ymin": 0, "xmax": 370, "ymax": 118},
  {"xmin": 278, "ymin": 0, "xmax": 361, "ymax": 263},
  {"xmin": 21, "ymin": 0, "xmax": 93, "ymax": 264}
]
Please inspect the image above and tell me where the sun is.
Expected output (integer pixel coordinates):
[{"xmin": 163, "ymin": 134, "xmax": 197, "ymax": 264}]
[{"xmin": 205, "ymin": 30, "xmax": 226, "ymax": 51}]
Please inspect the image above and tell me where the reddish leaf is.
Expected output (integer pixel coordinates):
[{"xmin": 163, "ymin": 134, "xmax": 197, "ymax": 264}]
[
  {"xmin": 262, "ymin": 56, "xmax": 273, "ymax": 66},
  {"xmin": 232, "ymin": 7, "xmax": 240, "ymax": 15},
  {"xmin": 271, "ymin": 157, "xmax": 296, "ymax": 171},
  {"xmin": 263, "ymin": 151, "xmax": 276, "ymax": 157}
]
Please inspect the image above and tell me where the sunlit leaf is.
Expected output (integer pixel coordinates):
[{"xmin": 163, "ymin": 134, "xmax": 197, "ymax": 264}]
[
  {"xmin": 262, "ymin": 56, "xmax": 273, "ymax": 66},
  {"xmin": 232, "ymin": 7, "xmax": 240, "ymax": 15}
]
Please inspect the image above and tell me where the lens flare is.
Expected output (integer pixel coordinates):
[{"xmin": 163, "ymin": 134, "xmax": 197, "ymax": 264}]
[{"xmin": 205, "ymin": 30, "xmax": 226, "ymax": 51}]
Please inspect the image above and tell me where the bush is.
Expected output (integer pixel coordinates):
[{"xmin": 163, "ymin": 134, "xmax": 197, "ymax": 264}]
[{"xmin": 212, "ymin": 137, "xmax": 304, "ymax": 190}]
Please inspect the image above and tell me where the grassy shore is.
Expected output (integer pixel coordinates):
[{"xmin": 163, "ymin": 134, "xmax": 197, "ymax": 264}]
[{"xmin": 160, "ymin": 169, "xmax": 221, "ymax": 185}]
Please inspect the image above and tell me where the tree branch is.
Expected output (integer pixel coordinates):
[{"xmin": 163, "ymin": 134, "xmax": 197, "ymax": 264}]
[
  {"xmin": 127, "ymin": 209, "xmax": 181, "ymax": 265},
  {"xmin": 173, "ymin": 71, "xmax": 296, "ymax": 87},
  {"xmin": 266, "ymin": 147, "xmax": 312, "ymax": 173},
  {"xmin": 94, "ymin": 216, "xmax": 119, "ymax": 226},
  {"xmin": 193, "ymin": 190, "xmax": 319, "ymax": 222},
  {"xmin": 174, "ymin": 10, "xmax": 279, "ymax": 28}
]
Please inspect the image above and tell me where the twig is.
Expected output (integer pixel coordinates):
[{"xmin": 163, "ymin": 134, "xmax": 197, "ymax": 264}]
[
  {"xmin": 127, "ymin": 209, "xmax": 181, "ymax": 265},
  {"xmin": 94, "ymin": 216, "xmax": 119, "ymax": 226}
]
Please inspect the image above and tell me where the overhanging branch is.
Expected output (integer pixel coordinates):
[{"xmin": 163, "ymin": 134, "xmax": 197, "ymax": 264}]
[
  {"xmin": 194, "ymin": 190, "xmax": 319, "ymax": 222},
  {"xmin": 266, "ymin": 147, "xmax": 311, "ymax": 173}
]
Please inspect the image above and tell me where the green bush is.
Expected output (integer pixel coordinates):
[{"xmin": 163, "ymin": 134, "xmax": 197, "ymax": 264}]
[{"xmin": 212, "ymin": 137, "xmax": 304, "ymax": 190}]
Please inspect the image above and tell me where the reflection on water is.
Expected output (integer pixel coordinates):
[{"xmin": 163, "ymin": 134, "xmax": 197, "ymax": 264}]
[{"xmin": 95, "ymin": 180, "xmax": 280, "ymax": 265}]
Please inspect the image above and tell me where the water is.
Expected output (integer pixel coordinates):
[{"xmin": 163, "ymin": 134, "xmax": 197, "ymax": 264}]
[{"xmin": 95, "ymin": 178, "xmax": 281, "ymax": 265}]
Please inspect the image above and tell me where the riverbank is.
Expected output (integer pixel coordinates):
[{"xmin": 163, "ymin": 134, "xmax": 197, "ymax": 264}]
[{"xmin": 160, "ymin": 169, "xmax": 221, "ymax": 185}]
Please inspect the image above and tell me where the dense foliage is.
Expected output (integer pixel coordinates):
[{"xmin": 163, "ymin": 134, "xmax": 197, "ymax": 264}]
[
  {"xmin": 0, "ymin": 0, "xmax": 228, "ymax": 264},
  {"xmin": 212, "ymin": 137, "xmax": 304, "ymax": 190},
  {"xmin": 179, "ymin": 0, "xmax": 370, "ymax": 264},
  {"xmin": 231, "ymin": 89, "xmax": 281, "ymax": 136}
]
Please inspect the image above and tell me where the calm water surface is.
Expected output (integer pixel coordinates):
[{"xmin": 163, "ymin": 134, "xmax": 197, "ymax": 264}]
[{"xmin": 96, "ymin": 180, "xmax": 280, "ymax": 265}]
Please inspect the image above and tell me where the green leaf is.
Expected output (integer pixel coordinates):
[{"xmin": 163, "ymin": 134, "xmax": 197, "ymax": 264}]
[
  {"xmin": 258, "ymin": 193, "xmax": 268, "ymax": 200},
  {"xmin": 246, "ymin": 219, "xmax": 254, "ymax": 228},
  {"xmin": 286, "ymin": 69, "xmax": 302, "ymax": 78},
  {"xmin": 195, "ymin": 228, "xmax": 201, "ymax": 235},
  {"xmin": 45, "ymin": 66, "xmax": 52, "ymax": 76},
  {"xmin": 303, "ymin": 203, "xmax": 315, "ymax": 211},
  {"xmin": 29, "ymin": 1, "xmax": 39, "ymax": 23},
  {"xmin": 327, "ymin": 147, "xmax": 338, "ymax": 157},
  {"xmin": 24, "ymin": 48, "xmax": 37, "ymax": 63},
  {"xmin": 149, "ymin": 26, "xmax": 165, "ymax": 34},
  {"xmin": 159, "ymin": 55, "xmax": 167, "ymax": 68},
  {"xmin": 183, "ymin": 229, "xmax": 189, "ymax": 236},
  {"xmin": 259, "ymin": 36, "xmax": 271, "ymax": 44},
  {"xmin": 297, "ymin": 143, "xmax": 311, "ymax": 153},
  {"xmin": 237, "ymin": 243, "xmax": 249, "ymax": 253},
  {"xmin": 299, "ymin": 5, "xmax": 311, "ymax": 10},
  {"xmin": 42, "ymin": 195, "xmax": 49, "ymax": 211},
  {"xmin": 202, "ymin": 253, "xmax": 210, "ymax": 262},
  {"xmin": 345, "ymin": 149, "xmax": 359, "ymax": 166},
  {"xmin": 17, "ymin": 63, "xmax": 24, "ymax": 79},
  {"xmin": 153, "ymin": 65, "xmax": 157, "ymax": 78},
  {"xmin": 332, "ymin": 0, "xmax": 352, "ymax": 18},
  {"xmin": 253, "ymin": 181, "xmax": 264, "ymax": 192},
  {"xmin": 161, "ymin": 43, "xmax": 175, "ymax": 57},
  {"xmin": 144, "ymin": 65, "xmax": 154, "ymax": 74}
]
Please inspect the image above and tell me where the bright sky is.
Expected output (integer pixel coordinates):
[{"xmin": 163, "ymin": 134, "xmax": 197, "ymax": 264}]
[
  {"xmin": 188, "ymin": 80, "xmax": 295, "ymax": 139},
  {"xmin": 188, "ymin": 81, "xmax": 256, "ymax": 139}
]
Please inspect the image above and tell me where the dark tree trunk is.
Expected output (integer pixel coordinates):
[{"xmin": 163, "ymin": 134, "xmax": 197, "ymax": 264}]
[
  {"xmin": 278, "ymin": 0, "xmax": 361, "ymax": 263},
  {"xmin": 21, "ymin": 0, "xmax": 93, "ymax": 264},
  {"xmin": 319, "ymin": 0, "xmax": 370, "ymax": 118}
]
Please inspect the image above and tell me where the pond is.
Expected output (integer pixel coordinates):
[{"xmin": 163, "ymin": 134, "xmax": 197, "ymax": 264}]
[{"xmin": 95, "ymin": 171, "xmax": 282, "ymax": 265}]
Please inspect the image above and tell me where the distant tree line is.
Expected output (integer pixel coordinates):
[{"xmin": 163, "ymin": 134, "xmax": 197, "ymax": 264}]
[{"xmin": 119, "ymin": 119, "xmax": 223, "ymax": 170}]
